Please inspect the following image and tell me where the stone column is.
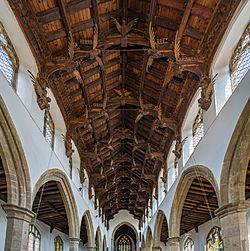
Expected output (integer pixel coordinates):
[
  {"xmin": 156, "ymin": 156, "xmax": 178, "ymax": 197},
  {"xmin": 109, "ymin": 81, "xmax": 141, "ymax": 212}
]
[
  {"xmin": 69, "ymin": 237, "xmax": 80, "ymax": 251},
  {"xmin": 2, "ymin": 204, "xmax": 35, "ymax": 251},
  {"xmin": 168, "ymin": 237, "xmax": 180, "ymax": 251},
  {"xmin": 216, "ymin": 201, "xmax": 250, "ymax": 251},
  {"xmin": 88, "ymin": 246, "xmax": 96, "ymax": 251}
]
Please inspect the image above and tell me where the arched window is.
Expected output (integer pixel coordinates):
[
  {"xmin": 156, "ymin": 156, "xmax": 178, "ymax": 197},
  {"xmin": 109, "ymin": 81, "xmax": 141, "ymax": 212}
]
[
  {"xmin": 192, "ymin": 108, "xmax": 204, "ymax": 149},
  {"xmin": 54, "ymin": 236, "xmax": 63, "ymax": 251},
  {"xmin": 28, "ymin": 225, "xmax": 41, "ymax": 251},
  {"xmin": 184, "ymin": 237, "xmax": 194, "ymax": 251},
  {"xmin": 0, "ymin": 22, "xmax": 18, "ymax": 89},
  {"xmin": 206, "ymin": 226, "xmax": 224, "ymax": 251},
  {"xmin": 43, "ymin": 109, "xmax": 55, "ymax": 149},
  {"xmin": 230, "ymin": 22, "xmax": 250, "ymax": 91},
  {"xmin": 118, "ymin": 235, "xmax": 132, "ymax": 251}
]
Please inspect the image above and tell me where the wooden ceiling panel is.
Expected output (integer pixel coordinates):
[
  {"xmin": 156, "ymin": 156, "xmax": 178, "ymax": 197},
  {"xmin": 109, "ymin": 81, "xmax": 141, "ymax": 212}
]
[{"xmin": 8, "ymin": 0, "xmax": 241, "ymax": 223}]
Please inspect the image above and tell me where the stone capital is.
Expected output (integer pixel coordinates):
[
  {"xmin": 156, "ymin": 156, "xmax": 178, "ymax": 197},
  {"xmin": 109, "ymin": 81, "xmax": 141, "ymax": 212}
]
[
  {"xmin": 69, "ymin": 237, "xmax": 81, "ymax": 242},
  {"xmin": 152, "ymin": 246, "xmax": 162, "ymax": 250},
  {"xmin": 2, "ymin": 203, "xmax": 36, "ymax": 223},
  {"xmin": 168, "ymin": 236, "xmax": 180, "ymax": 245},
  {"xmin": 215, "ymin": 201, "xmax": 250, "ymax": 218}
]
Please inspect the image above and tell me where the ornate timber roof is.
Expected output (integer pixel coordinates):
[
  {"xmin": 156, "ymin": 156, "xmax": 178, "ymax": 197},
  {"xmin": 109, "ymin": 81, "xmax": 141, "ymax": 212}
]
[{"xmin": 8, "ymin": 0, "xmax": 241, "ymax": 224}]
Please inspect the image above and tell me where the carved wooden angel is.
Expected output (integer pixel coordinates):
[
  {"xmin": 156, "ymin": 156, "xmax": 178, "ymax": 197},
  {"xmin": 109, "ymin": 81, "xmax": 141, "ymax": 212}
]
[
  {"xmin": 172, "ymin": 134, "xmax": 188, "ymax": 168},
  {"xmin": 28, "ymin": 70, "xmax": 51, "ymax": 111},
  {"xmin": 146, "ymin": 22, "xmax": 173, "ymax": 72},
  {"xmin": 111, "ymin": 17, "xmax": 138, "ymax": 47},
  {"xmin": 75, "ymin": 25, "xmax": 104, "ymax": 70}
]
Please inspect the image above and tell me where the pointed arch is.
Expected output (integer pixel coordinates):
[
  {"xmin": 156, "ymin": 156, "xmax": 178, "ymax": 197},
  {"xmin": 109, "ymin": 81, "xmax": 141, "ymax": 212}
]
[
  {"xmin": 153, "ymin": 210, "xmax": 169, "ymax": 247},
  {"xmin": 220, "ymin": 99, "xmax": 250, "ymax": 205},
  {"xmin": 81, "ymin": 210, "xmax": 95, "ymax": 248},
  {"xmin": 169, "ymin": 165, "xmax": 219, "ymax": 237},
  {"xmin": 95, "ymin": 226, "xmax": 102, "ymax": 250},
  {"xmin": 32, "ymin": 168, "xmax": 79, "ymax": 238},
  {"xmin": 0, "ymin": 96, "xmax": 31, "ymax": 208},
  {"xmin": 145, "ymin": 226, "xmax": 153, "ymax": 251}
]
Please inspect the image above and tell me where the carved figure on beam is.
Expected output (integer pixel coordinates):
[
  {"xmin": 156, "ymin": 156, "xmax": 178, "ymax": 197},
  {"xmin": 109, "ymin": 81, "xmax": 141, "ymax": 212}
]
[
  {"xmin": 28, "ymin": 70, "xmax": 51, "ymax": 111},
  {"xmin": 172, "ymin": 133, "xmax": 188, "ymax": 168},
  {"xmin": 75, "ymin": 25, "xmax": 104, "ymax": 70},
  {"xmin": 111, "ymin": 17, "xmax": 138, "ymax": 47},
  {"xmin": 146, "ymin": 22, "xmax": 173, "ymax": 72}
]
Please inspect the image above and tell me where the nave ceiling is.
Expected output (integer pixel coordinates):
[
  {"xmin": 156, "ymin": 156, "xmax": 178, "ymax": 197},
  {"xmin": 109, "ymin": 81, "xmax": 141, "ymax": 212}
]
[{"xmin": 8, "ymin": 0, "xmax": 241, "ymax": 224}]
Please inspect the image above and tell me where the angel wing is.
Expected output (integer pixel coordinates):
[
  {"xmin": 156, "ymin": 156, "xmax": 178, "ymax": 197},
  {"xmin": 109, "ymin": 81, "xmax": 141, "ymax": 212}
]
[
  {"xmin": 149, "ymin": 22, "xmax": 156, "ymax": 49},
  {"xmin": 146, "ymin": 55, "xmax": 154, "ymax": 72},
  {"xmin": 111, "ymin": 17, "xmax": 122, "ymax": 34},
  {"xmin": 93, "ymin": 25, "xmax": 98, "ymax": 50},
  {"xmin": 126, "ymin": 18, "xmax": 138, "ymax": 33}
]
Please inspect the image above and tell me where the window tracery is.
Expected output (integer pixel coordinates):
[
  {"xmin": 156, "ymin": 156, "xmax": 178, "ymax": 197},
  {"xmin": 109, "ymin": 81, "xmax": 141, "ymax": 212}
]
[
  {"xmin": 206, "ymin": 226, "xmax": 224, "ymax": 251},
  {"xmin": 118, "ymin": 235, "xmax": 132, "ymax": 251},
  {"xmin": 230, "ymin": 22, "xmax": 250, "ymax": 91},
  {"xmin": 184, "ymin": 237, "xmax": 194, "ymax": 251},
  {"xmin": 28, "ymin": 225, "xmax": 41, "ymax": 251},
  {"xmin": 0, "ymin": 22, "xmax": 18, "ymax": 88},
  {"xmin": 43, "ymin": 109, "xmax": 55, "ymax": 149},
  {"xmin": 54, "ymin": 236, "xmax": 63, "ymax": 251},
  {"xmin": 192, "ymin": 108, "xmax": 204, "ymax": 149}
]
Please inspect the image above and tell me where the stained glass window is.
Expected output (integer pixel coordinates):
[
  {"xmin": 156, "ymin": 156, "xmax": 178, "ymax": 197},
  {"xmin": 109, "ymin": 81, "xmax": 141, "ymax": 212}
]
[
  {"xmin": 184, "ymin": 237, "xmax": 194, "ymax": 251},
  {"xmin": 28, "ymin": 225, "xmax": 41, "ymax": 251},
  {"xmin": 54, "ymin": 236, "xmax": 63, "ymax": 251},
  {"xmin": 206, "ymin": 226, "xmax": 224, "ymax": 251},
  {"xmin": 118, "ymin": 235, "xmax": 132, "ymax": 251},
  {"xmin": 230, "ymin": 22, "xmax": 250, "ymax": 91},
  {"xmin": 43, "ymin": 110, "xmax": 55, "ymax": 149},
  {"xmin": 0, "ymin": 22, "xmax": 18, "ymax": 89},
  {"xmin": 192, "ymin": 109, "xmax": 204, "ymax": 149}
]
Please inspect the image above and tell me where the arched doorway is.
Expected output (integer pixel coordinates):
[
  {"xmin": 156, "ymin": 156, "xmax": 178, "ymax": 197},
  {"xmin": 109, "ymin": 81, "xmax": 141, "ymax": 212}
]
[
  {"xmin": 114, "ymin": 224, "xmax": 137, "ymax": 251},
  {"xmin": 95, "ymin": 226, "xmax": 102, "ymax": 251}
]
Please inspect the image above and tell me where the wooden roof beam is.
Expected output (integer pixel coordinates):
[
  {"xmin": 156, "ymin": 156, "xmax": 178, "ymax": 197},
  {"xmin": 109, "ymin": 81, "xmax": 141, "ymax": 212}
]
[
  {"xmin": 175, "ymin": 0, "xmax": 195, "ymax": 44},
  {"xmin": 56, "ymin": 0, "xmax": 73, "ymax": 37}
]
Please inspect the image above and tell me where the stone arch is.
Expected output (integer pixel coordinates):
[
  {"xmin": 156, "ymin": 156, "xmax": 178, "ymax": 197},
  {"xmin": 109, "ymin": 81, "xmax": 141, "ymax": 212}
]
[
  {"xmin": 82, "ymin": 210, "xmax": 95, "ymax": 247},
  {"xmin": 145, "ymin": 226, "xmax": 153, "ymax": 251},
  {"xmin": 141, "ymin": 234, "xmax": 146, "ymax": 251},
  {"xmin": 32, "ymin": 168, "xmax": 79, "ymax": 238},
  {"xmin": 95, "ymin": 226, "xmax": 102, "ymax": 250},
  {"xmin": 112, "ymin": 222, "xmax": 138, "ymax": 241},
  {"xmin": 153, "ymin": 210, "xmax": 169, "ymax": 247},
  {"xmin": 220, "ymin": 99, "xmax": 250, "ymax": 206},
  {"xmin": 0, "ymin": 96, "xmax": 31, "ymax": 208},
  {"xmin": 169, "ymin": 165, "xmax": 219, "ymax": 237}
]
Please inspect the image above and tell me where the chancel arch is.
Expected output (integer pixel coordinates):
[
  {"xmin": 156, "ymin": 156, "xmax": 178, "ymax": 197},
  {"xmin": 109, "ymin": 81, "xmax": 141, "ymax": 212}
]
[
  {"xmin": 32, "ymin": 168, "xmax": 79, "ymax": 239},
  {"xmin": 169, "ymin": 165, "xmax": 219, "ymax": 239},
  {"xmin": 80, "ymin": 210, "xmax": 95, "ymax": 249},
  {"xmin": 113, "ymin": 223, "xmax": 137, "ymax": 251},
  {"xmin": 153, "ymin": 210, "xmax": 169, "ymax": 248},
  {"xmin": 0, "ymin": 96, "xmax": 31, "ymax": 208}
]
